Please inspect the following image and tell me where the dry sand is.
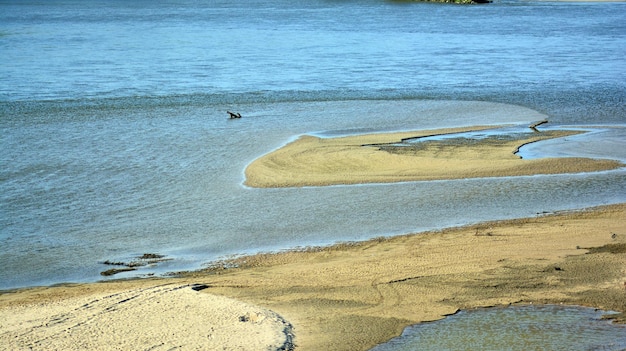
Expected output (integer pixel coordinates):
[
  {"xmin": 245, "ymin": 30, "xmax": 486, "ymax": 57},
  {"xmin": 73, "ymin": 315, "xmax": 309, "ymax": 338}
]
[
  {"xmin": 0, "ymin": 283, "xmax": 293, "ymax": 350},
  {"xmin": 2, "ymin": 204, "xmax": 625, "ymax": 350},
  {"xmin": 244, "ymin": 126, "xmax": 623, "ymax": 188}
]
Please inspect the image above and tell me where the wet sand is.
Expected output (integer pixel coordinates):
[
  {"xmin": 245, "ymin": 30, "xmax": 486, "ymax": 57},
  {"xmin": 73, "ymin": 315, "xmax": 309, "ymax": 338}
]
[{"xmin": 244, "ymin": 126, "xmax": 623, "ymax": 188}]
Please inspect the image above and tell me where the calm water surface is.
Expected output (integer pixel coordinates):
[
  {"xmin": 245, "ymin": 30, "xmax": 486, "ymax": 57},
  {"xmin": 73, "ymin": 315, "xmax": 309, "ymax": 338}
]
[
  {"xmin": 371, "ymin": 305, "xmax": 626, "ymax": 351},
  {"xmin": 1, "ymin": 0, "xmax": 625, "ymax": 291}
]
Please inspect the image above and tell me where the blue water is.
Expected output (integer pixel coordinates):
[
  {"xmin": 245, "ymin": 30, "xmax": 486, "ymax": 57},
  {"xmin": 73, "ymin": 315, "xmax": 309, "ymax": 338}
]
[
  {"xmin": 2, "ymin": 0, "xmax": 625, "ymax": 102},
  {"xmin": 1, "ymin": 0, "xmax": 626, "ymax": 291},
  {"xmin": 371, "ymin": 305, "xmax": 626, "ymax": 351}
]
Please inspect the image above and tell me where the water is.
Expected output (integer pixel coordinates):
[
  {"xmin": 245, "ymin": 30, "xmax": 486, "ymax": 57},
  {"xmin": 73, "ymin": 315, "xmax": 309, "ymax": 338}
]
[
  {"xmin": 2, "ymin": 0, "xmax": 625, "ymax": 101},
  {"xmin": 1, "ymin": 0, "xmax": 625, "ymax": 291},
  {"xmin": 371, "ymin": 305, "xmax": 626, "ymax": 351}
]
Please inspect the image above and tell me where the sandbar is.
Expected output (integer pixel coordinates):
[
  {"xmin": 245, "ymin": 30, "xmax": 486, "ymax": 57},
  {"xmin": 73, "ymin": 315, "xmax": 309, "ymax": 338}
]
[
  {"xmin": 2, "ymin": 204, "xmax": 625, "ymax": 350},
  {"xmin": 244, "ymin": 126, "xmax": 623, "ymax": 188}
]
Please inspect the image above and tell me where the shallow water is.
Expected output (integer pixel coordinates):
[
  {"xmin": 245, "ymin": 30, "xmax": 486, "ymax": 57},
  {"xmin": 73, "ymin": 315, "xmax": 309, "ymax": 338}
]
[
  {"xmin": 390, "ymin": 124, "xmax": 626, "ymax": 161},
  {"xmin": 1, "ymin": 0, "xmax": 626, "ymax": 290},
  {"xmin": 370, "ymin": 305, "xmax": 626, "ymax": 351}
]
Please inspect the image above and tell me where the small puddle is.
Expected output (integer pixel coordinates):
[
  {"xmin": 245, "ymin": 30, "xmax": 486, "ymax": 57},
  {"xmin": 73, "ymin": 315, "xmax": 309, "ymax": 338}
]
[{"xmin": 370, "ymin": 305, "xmax": 626, "ymax": 351}]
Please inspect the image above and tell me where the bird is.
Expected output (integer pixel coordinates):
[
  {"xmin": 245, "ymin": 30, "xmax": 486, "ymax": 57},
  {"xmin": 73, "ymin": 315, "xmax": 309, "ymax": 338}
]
[{"xmin": 227, "ymin": 111, "xmax": 242, "ymax": 119}]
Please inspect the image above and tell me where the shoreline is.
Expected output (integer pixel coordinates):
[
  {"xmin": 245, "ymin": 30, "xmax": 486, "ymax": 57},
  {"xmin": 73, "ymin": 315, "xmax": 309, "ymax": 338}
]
[{"xmin": 2, "ymin": 203, "xmax": 625, "ymax": 350}]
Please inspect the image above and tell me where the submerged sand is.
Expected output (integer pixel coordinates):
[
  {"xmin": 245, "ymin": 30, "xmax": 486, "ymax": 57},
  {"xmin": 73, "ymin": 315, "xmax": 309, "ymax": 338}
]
[
  {"xmin": 2, "ymin": 204, "xmax": 625, "ymax": 350},
  {"xmin": 244, "ymin": 126, "xmax": 623, "ymax": 188}
]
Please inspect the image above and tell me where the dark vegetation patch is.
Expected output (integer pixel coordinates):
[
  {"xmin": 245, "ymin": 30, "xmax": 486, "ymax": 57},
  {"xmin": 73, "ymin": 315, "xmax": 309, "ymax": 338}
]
[
  {"xmin": 139, "ymin": 253, "xmax": 165, "ymax": 259},
  {"xmin": 100, "ymin": 267, "xmax": 137, "ymax": 276},
  {"xmin": 586, "ymin": 243, "xmax": 626, "ymax": 254},
  {"xmin": 100, "ymin": 253, "xmax": 171, "ymax": 276}
]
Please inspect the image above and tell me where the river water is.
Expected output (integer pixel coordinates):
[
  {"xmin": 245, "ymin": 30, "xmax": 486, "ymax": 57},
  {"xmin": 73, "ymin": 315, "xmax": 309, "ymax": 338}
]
[
  {"xmin": 371, "ymin": 305, "xmax": 626, "ymax": 351},
  {"xmin": 1, "ymin": 0, "xmax": 625, "ymax": 292}
]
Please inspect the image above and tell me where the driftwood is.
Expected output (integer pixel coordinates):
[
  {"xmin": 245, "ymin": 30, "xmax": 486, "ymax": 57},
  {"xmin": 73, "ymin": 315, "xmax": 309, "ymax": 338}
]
[
  {"xmin": 227, "ymin": 111, "xmax": 242, "ymax": 119},
  {"xmin": 529, "ymin": 119, "xmax": 548, "ymax": 131}
]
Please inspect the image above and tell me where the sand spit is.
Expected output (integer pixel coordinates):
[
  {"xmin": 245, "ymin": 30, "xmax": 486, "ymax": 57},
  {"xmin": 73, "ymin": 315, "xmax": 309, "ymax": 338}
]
[{"xmin": 244, "ymin": 126, "xmax": 623, "ymax": 188}]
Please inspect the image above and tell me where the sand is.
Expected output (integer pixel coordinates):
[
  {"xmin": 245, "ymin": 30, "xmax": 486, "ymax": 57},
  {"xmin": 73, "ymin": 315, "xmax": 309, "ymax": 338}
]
[
  {"xmin": 0, "ymin": 283, "xmax": 293, "ymax": 351},
  {"xmin": 244, "ymin": 126, "xmax": 623, "ymax": 188},
  {"xmin": 184, "ymin": 204, "xmax": 626, "ymax": 350},
  {"xmin": 2, "ymin": 125, "xmax": 625, "ymax": 350},
  {"xmin": 2, "ymin": 204, "xmax": 625, "ymax": 350}
]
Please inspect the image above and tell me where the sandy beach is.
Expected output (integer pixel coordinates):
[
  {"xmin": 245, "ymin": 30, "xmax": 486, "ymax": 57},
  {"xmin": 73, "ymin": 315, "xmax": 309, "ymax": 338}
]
[
  {"xmin": 0, "ymin": 283, "xmax": 294, "ymax": 350},
  {"xmin": 1, "ymin": 204, "xmax": 624, "ymax": 350},
  {"xmin": 1, "ymin": 126, "xmax": 625, "ymax": 350}
]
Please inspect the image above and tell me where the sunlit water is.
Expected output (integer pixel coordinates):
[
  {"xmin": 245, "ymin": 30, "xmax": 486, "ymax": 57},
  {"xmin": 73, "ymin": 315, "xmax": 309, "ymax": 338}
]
[
  {"xmin": 1, "ymin": 0, "xmax": 625, "ymax": 292},
  {"xmin": 371, "ymin": 305, "xmax": 626, "ymax": 351}
]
